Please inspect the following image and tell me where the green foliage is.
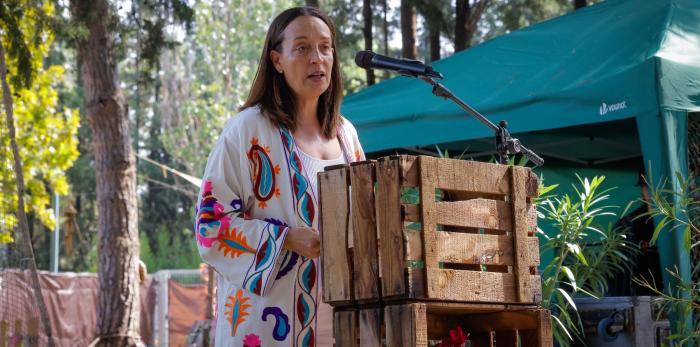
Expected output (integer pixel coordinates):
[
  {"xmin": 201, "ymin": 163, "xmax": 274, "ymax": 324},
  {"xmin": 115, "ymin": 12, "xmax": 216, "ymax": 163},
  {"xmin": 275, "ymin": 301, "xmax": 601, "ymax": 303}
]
[
  {"xmin": 633, "ymin": 172, "xmax": 700, "ymax": 345},
  {"xmin": 1, "ymin": 1, "xmax": 80, "ymax": 243},
  {"xmin": 139, "ymin": 223, "xmax": 201, "ymax": 271},
  {"xmin": 538, "ymin": 175, "xmax": 637, "ymax": 346},
  {"xmin": 158, "ymin": 0, "xmax": 299, "ymax": 176}
]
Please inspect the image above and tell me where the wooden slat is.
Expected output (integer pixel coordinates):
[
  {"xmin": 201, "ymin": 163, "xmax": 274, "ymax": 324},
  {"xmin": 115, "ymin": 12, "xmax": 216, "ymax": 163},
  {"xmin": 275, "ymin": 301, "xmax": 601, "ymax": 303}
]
[
  {"xmin": 334, "ymin": 309, "xmax": 357, "ymax": 347},
  {"xmin": 528, "ymin": 203, "xmax": 537, "ymax": 235},
  {"xmin": 516, "ymin": 310, "xmax": 554, "ymax": 347},
  {"xmin": 419, "ymin": 156, "xmax": 440, "ymax": 299},
  {"xmin": 425, "ymin": 269, "xmax": 541, "ymax": 303},
  {"xmin": 350, "ymin": 161, "xmax": 380, "ymax": 302},
  {"xmin": 511, "ymin": 166, "xmax": 532, "ymax": 303},
  {"xmin": 402, "ymin": 203, "xmax": 420, "ymax": 222},
  {"xmin": 400, "ymin": 155, "xmax": 419, "ymax": 187},
  {"xmin": 531, "ymin": 274, "xmax": 543, "ymax": 304},
  {"xmin": 319, "ymin": 167, "xmax": 353, "ymax": 304},
  {"xmin": 426, "ymin": 156, "xmax": 511, "ymax": 195},
  {"xmin": 525, "ymin": 168, "xmax": 540, "ymax": 198},
  {"xmin": 359, "ymin": 307, "xmax": 382, "ymax": 347},
  {"xmin": 433, "ymin": 232, "xmax": 539, "ymax": 267},
  {"xmin": 385, "ymin": 303, "xmax": 427, "ymax": 347},
  {"xmin": 404, "ymin": 229, "xmax": 423, "ymax": 262},
  {"xmin": 406, "ymin": 267, "xmax": 426, "ymax": 299},
  {"xmin": 434, "ymin": 199, "xmax": 512, "ymax": 231},
  {"xmin": 376, "ymin": 157, "xmax": 406, "ymax": 297}
]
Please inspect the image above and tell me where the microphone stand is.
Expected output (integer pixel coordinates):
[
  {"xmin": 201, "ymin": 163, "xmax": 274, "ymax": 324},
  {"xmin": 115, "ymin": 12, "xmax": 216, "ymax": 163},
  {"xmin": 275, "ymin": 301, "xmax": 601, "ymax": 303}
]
[{"xmin": 404, "ymin": 73, "xmax": 544, "ymax": 167}]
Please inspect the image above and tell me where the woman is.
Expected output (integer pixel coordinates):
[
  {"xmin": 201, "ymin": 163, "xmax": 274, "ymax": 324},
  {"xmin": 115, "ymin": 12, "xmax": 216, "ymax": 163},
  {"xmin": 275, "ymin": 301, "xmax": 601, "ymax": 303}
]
[{"xmin": 194, "ymin": 6, "xmax": 364, "ymax": 347}]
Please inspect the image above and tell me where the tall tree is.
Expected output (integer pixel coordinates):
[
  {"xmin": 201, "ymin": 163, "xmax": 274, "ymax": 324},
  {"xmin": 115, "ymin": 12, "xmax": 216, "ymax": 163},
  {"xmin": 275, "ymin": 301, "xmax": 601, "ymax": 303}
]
[
  {"xmin": 0, "ymin": 2, "xmax": 59, "ymax": 344},
  {"xmin": 381, "ymin": 0, "xmax": 389, "ymax": 56},
  {"xmin": 363, "ymin": 0, "xmax": 375, "ymax": 85},
  {"xmin": 401, "ymin": 0, "xmax": 417, "ymax": 59},
  {"xmin": 69, "ymin": 0, "xmax": 142, "ymax": 345},
  {"xmin": 574, "ymin": 0, "xmax": 587, "ymax": 9},
  {"xmin": 454, "ymin": 0, "xmax": 490, "ymax": 52}
]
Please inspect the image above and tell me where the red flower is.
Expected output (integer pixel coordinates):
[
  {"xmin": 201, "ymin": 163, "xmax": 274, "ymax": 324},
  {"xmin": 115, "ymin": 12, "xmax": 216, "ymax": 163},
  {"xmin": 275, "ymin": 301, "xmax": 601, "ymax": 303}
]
[{"xmin": 435, "ymin": 326, "xmax": 469, "ymax": 347}]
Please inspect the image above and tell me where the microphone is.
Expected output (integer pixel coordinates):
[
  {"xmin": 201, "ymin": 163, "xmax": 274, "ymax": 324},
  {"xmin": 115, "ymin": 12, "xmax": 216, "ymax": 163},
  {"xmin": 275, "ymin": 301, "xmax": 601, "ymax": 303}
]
[{"xmin": 354, "ymin": 50, "xmax": 443, "ymax": 79}]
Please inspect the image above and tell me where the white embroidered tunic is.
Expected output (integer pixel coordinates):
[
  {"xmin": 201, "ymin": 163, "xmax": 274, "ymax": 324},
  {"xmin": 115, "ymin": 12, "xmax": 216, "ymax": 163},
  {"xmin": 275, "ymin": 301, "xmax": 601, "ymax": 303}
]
[{"xmin": 194, "ymin": 106, "xmax": 364, "ymax": 347}]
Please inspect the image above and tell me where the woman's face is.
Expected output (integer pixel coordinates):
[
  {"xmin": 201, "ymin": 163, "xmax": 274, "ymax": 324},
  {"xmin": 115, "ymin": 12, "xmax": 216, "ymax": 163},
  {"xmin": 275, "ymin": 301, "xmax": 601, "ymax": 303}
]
[{"xmin": 271, "ymin": 16, "xmax": 334, "ymax": 103}]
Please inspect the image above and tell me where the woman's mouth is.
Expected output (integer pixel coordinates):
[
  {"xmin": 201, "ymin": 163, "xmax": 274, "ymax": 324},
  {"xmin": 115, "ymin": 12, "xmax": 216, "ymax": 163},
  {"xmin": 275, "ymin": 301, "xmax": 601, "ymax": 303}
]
[{"xmin": 307, "ymin": 71, "xmax": 326, "ymax": 81}]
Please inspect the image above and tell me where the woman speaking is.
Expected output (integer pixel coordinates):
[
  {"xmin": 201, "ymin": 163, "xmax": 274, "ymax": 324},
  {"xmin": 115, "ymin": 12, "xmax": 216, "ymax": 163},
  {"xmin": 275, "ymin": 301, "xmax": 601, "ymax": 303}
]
[{"xmin": 194, "ymin": 6, "xmax": 364, "ymax": 346}]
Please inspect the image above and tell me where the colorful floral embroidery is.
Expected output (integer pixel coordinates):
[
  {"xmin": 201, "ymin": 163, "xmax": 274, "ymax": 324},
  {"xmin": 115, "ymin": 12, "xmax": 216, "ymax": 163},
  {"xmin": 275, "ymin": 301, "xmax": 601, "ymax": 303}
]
[
  {"xmin": 262, "ymin": 307, "xmax": 291, "ymax": 341},
  {"xmin": 248, "ymin": 137, "xmax": 281, "ymax": 209},
  {"xmin": 276, "ymin": 250, "xmax": 299, "ymax": 280},
  {"xmin": 242, "ymin": 223, "xmax": 287, "ymax": 295},
  {"xmin": 279, "ymin": 127, "xmax": 319, "ymax": 346},
  {"xmin": 196, "ymin": 180, "xmax": 228, "ymax": 248},
  {"xmin": 295, "ymin": 258, "xmax": 317, "ymax": 347},
  {"xmin": 225, "ymin": 289, "xmax": 251, "ymax": 337},
  {"xmin": 280, "ymin": 129, "xmax": 315, "ymax": 227},
  {"xmin": 217, "ymin": 227, "xmax": 255, "ymax": 258},
  {"xmin": 243, "ymin": 333, "xmax": 262, "ymax": 347},
  {"xmin": 231, "ymin": 198, "xmax": 243, "ymax": 212}
]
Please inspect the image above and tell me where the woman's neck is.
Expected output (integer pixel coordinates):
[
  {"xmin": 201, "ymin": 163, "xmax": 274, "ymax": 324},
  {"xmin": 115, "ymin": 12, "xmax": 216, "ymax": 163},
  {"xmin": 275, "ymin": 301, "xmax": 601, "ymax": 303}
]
[{"xmin": 295, "ymin": 98, "xmax": 321, "ymax": 135}]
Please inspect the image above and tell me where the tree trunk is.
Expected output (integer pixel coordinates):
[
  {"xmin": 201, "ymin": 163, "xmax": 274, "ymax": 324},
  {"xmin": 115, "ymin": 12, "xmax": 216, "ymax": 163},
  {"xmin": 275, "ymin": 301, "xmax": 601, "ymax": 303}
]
[
  {"xmin": 400, "ymin": 0, "xmax": 417, "ymax": 59},
  {"xmin": 574, "ymin": 0, "xmax": 587, "ymax": 9},
  {"xmin": 0, "ymin": 39, "xmax": 56, "ymax": 347},
  {"xmin": 455, "ymin": 0, "xmax": 468, "ymax": 52},
  {"xmin": 381, "ymin": 0, "xmax": 390, "ymax": 78},
  {"xmin": 70, "ymin": 1, "xmax": 142, "ymax": 346},
  {"xmin": 363, "ymin": 0, "xmax": 375, "ymax": 85},
  {"xmin": 429, "ymin": 26, "xmax": 440, "ymax": 62},
  {"xmin": 306, "ymin": 0, "xmax": 320, "ymax": 8}
]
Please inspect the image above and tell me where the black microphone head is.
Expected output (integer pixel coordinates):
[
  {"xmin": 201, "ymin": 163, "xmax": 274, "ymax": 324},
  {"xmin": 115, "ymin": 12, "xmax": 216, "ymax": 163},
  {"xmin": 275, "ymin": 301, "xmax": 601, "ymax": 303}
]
[{"xmin": 354, "ymin": 50, "xmax": 375, "ymax": 69}]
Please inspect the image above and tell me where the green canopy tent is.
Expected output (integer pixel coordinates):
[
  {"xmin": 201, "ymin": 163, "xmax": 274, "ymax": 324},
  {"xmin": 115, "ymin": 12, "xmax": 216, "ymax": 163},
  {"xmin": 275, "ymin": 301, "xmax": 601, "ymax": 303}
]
[{"xmin": 341, "ymin": 0, "xmax": 699, "ymax": 309}]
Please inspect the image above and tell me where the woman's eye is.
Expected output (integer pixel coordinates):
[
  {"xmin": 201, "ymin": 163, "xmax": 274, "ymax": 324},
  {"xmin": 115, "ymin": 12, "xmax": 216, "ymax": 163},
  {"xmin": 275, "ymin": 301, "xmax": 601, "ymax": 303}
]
[{"xmin": 295, "ymin": 46, "xmax": 307, "ymax": 54}]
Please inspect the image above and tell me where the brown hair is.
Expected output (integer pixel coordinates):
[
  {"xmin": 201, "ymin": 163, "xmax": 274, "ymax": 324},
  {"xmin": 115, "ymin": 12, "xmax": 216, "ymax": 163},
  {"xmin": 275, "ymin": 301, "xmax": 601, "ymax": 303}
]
[{"xmin": 240, "ymin": 6, "xmax": 343, "ymax": 139}]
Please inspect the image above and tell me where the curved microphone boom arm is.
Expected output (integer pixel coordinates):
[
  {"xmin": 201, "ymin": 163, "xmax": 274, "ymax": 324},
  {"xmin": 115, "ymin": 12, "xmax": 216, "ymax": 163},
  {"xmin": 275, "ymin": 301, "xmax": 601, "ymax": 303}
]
[{"xmin": 393, "ymin": 67, "xmax": 544, "ymax": 167}]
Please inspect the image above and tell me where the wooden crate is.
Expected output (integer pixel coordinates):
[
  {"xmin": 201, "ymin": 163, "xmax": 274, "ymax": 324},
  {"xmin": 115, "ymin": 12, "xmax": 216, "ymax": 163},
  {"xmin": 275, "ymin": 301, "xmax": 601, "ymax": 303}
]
[
  {"xmin": 334, "ymin": 303, "xmax": 553, "ymax": 347},
  {"xmin": 319, "ymin": 155, "xmax": 541, "ymax": 306}
]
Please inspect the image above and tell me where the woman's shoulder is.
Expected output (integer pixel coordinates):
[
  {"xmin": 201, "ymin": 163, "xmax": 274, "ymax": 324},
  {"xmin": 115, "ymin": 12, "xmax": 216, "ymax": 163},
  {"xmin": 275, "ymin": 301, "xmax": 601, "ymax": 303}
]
[
  {"xmin": 338, "ymin": 115, "xmax": 359, "ymax": 138},
  {"xmin": 221, "ymin": 105, "xmax": 276, "ymax": 138}
]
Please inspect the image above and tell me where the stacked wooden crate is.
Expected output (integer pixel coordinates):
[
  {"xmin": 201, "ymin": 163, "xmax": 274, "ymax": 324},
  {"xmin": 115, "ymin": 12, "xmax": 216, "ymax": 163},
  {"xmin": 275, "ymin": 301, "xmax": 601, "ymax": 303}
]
[{"xmin": 318, "ymin": 155, "xmax": 552, "ymax": 347}]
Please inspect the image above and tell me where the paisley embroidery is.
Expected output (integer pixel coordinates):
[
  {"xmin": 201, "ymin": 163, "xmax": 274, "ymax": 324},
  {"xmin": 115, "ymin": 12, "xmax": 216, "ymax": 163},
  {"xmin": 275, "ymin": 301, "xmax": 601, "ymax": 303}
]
[
  {"xmin": 248, "ymin": 137, "xmax": 281, "ymax": 209},
  {"xmin": 262, "ymin": 307, "xmax": 291, "ymax": 341}
]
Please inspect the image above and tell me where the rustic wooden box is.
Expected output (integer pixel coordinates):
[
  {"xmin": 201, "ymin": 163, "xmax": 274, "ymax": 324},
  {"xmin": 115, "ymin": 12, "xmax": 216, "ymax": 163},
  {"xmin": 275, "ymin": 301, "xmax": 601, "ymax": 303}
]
[
  {"xmin": 319, "ymin": 155, "xmax": 542, "ymax": 306},
  {"xmin": 333, "ymin": 303, "xmax": 553, "ymax": 347}
]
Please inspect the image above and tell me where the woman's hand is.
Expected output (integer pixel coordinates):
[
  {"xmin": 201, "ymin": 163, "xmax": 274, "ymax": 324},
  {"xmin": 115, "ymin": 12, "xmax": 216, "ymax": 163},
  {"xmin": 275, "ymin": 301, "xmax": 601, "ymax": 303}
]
[{"xmin": 283, "ymin": 226, "xmax": 321, "ymax": 259}]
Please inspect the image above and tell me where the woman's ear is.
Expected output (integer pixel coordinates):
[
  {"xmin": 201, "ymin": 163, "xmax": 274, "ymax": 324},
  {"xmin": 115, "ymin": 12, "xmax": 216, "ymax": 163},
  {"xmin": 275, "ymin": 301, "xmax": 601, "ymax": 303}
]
[{"xmin": 270, "ymin": 50, "xmax": 283, "ymax": 73}]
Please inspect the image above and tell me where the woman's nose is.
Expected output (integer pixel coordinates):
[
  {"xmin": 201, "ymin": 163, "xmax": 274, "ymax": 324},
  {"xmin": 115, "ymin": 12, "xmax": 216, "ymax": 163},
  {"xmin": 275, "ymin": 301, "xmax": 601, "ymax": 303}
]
[{"xmin": 309, "ymin": 48, "xmax": 322, "ymax": 64}]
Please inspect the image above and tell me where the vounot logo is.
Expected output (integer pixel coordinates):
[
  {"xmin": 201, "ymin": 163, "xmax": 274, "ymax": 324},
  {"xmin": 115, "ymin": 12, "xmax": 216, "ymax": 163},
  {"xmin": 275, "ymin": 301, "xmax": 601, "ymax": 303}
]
[{"xmin": 599, "ymin": 101, "xmax": 627, "ymax": 115}]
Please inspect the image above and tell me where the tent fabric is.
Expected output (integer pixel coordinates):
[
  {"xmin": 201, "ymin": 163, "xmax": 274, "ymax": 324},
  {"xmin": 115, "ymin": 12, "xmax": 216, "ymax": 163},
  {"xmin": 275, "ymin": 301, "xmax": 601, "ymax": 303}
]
[
  {"xmin": 340, "ymin": 0, "xmax": 699, "ymax": 326},
  {"xmin": 342, "ymin": 0, "xmax": 699, "ymax": 153},
  {"xmin": 0, "ymin": 270, "xmax": 154, "ymax": 346}
]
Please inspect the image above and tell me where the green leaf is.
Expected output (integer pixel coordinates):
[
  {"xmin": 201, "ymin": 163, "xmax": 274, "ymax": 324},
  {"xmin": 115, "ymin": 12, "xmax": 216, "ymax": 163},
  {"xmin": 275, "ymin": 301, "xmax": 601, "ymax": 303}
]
[
  {"xmin": 552, "ymin": 315, "xmax": 574, "ymax": 341},
  {"xmin": 557, "ymin": 288, "xmax": 577, "ymax": 310}
]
